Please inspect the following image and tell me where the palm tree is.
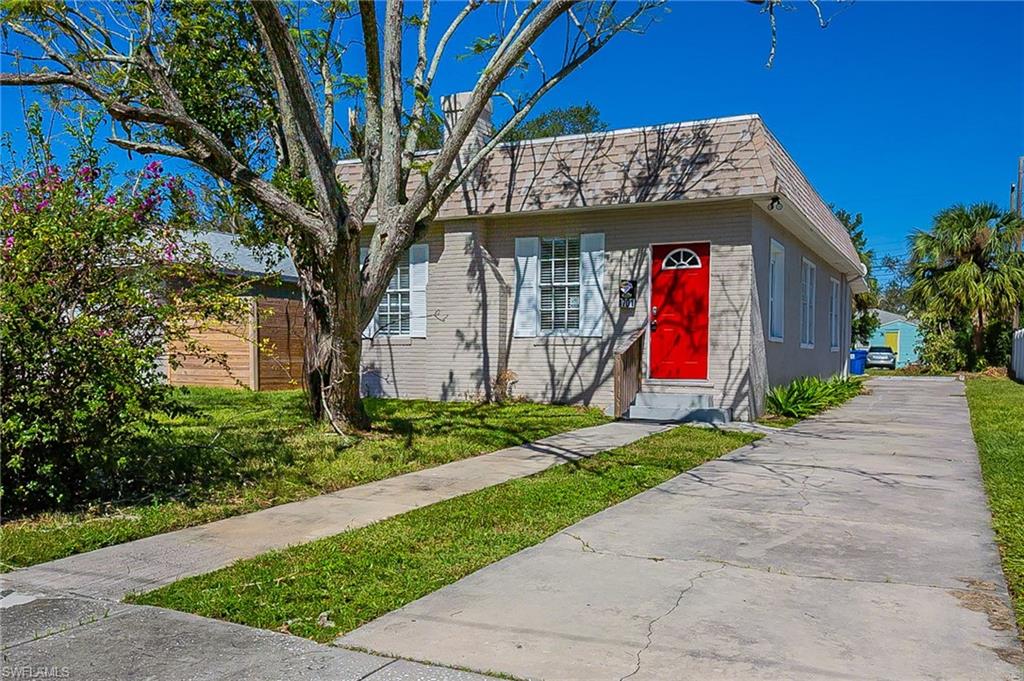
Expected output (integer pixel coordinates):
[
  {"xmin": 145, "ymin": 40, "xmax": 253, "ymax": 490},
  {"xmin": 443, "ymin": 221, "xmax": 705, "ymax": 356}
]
[{"xmin": 909, "ymin": 202, "xmax": 1024, "ymax": 362}]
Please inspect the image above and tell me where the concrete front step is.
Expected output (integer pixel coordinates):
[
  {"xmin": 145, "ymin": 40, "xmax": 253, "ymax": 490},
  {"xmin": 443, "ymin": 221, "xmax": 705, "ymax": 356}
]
[
  {"xmin": 626, "ymin": 404, "xmax": 731, "ymax": 423},
  {"xmin": 632, "ymin": 391, "xmax": 715, "ymax": 410},
  {"xmin": 626, "ymin": 390, "xmax": 731, "ymax": 423}
]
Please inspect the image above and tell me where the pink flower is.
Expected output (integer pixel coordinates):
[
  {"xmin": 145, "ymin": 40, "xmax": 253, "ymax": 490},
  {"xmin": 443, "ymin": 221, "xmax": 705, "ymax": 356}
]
[
  {"xmin": 94, "ymin": 328, "xmax": 113, "ymax": 338},
  {"xmin": 143, "ymin": 160, "xmax": 163, "ymax": 179},
  {"xmin": 78, "ymin": 166, "xmax": 97, "ymax": 182},
  {"xmin": 105, "ymin": 194, "xmax": 117, "ymax": 206},
  {"xmin": 3, "ymin": 235, "xmax": 13, "ymax": 250},
  {"xmin": 36, "ymin": 199, "xmax": 50, "ymax": 210},
  {"xmin": 163, "ymin": 242, "xmax": 177, "ymax": 262}
]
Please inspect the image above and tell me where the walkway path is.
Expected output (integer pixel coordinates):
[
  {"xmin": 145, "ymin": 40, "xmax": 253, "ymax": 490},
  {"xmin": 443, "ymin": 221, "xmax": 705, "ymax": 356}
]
[
  {"xmin": 1, "ymin": 420, "xmax": 668, "ymax": 680},
  {"xmin": 3, "ymin": 420, "xmax": 667, "ymax": 601},
  {"xmin": 338, "ymin": 378, "xmax": 1024, "ymax": 680}
]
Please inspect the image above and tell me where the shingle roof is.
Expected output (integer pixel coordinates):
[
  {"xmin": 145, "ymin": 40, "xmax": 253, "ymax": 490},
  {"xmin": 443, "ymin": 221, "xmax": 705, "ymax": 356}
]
[
  {"xmin": 193, "ymin": 230, "xmax": 298, "ymax": 282},
  {"xmin": 336, "ymin": 114, "xmax": 862, "ymax": 274},
  {"xmin": 872, "ymin": 309, "xmax": 917, "ymax": 326}
]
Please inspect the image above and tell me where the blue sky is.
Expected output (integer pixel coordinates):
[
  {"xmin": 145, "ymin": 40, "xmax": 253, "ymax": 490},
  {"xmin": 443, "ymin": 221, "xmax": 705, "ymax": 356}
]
[
  {"xmin": 2, "ymin": 1, "xmax": 1021, "ymax": 284},
  {"xmin": 434, "ymin": 1, "xmax": 1024, "ymax": 283}
]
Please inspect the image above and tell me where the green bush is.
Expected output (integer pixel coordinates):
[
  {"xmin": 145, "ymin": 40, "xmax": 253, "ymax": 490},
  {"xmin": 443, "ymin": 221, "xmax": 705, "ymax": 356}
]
[
  {"xmin": 918, "ymin": 326, "xmax": 970, "ymax": 372},
  {"xmin": 765, "ymin": 376, "xmax": 863, "ymax": 419},
  {"xmin": 0, "ymin": 153, "xmax": 242, "ymax": 515}
]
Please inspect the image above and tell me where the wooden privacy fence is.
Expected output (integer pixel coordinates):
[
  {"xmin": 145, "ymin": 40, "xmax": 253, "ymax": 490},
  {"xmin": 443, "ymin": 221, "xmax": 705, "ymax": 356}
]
[
  {"xmin": 167, "ymin": 296, "xmax": 305, "ymax": 391},
  {"xmin": 613, "ymin": 328, "xmax": 645, "ymax": 418},
  {"xmin": 1012, "ymin": 329, "xmax": 1024, "ymax": 382}
]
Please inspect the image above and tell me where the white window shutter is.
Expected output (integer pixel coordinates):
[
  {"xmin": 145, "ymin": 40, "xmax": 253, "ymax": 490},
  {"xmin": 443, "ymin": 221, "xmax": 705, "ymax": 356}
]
[
  {"xmin": 360, "ymin": 247, "xmax": 378, "ymax": 339},
  {"xmin": 579, "ymin": 232, "xmax": 606, "ymax": 337},
  {"xmin": 409, "ymin": 243, "xmax": 429, "ymax": 338},
  {"xmin": 513, "ymin": 237, "xmax": 539, "ymax": 337}
]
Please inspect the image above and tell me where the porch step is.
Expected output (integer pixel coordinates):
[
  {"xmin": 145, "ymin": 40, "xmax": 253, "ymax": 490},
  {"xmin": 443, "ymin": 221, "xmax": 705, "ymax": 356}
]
[{"xmin": 626, "ymin": 391, "xmax": 731, "ymax": 424}]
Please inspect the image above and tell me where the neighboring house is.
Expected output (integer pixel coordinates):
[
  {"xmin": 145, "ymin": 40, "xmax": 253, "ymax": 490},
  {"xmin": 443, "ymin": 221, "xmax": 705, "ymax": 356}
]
[
  {"xmin": 166, "ymin": 232, "xmax": 306, "ymax": 391},
  {"xmin": 335, "ymin": 94, "xmax": 868, "ymax": 421},
  {"xmin": 865, "ymin": 309, "xmax": 922, "ymax": 368}
]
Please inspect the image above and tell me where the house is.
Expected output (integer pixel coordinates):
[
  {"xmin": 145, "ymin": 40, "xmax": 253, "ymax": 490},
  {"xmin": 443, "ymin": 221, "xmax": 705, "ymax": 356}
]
[
  {"xmin": 336, "ymin": 94, "xmax": 868, "ymax": 421},
  {"xmin": 171, "ymin": 96, "xmax": 866, "ymax": 421},
  {"xmin": 866, "ymin": 309, "xmax": 922, "ymax": 368}
]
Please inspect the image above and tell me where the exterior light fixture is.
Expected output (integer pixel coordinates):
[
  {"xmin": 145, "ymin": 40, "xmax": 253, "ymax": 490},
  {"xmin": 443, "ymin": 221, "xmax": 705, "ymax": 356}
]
[{"xmin": 769, "ymin": 196, "xmax": 784, "ymax": 212}]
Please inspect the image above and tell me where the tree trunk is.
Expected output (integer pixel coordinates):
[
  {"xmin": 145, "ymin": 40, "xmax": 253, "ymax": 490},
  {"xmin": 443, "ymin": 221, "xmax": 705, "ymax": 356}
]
[
  {"xmin": 973, "ymin": 307, "xmax": 986, "ymax": 360},
  {"xmin": 297, "ymin": 235, "xmax": 370, "ymax": 432}
]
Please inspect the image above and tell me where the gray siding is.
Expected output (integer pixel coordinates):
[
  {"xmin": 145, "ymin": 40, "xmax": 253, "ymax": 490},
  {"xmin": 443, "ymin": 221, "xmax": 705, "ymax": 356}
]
[
  {"xmin": 362, "ymin": 201, "xmax": 756, "ymax": 418},
  {"xmin": 750, "ymin": 206, "xmax": 850, "ymax": 401}
]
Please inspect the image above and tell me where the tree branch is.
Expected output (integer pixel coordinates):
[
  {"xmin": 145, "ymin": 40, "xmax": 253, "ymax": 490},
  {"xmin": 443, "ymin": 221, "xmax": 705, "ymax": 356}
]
[
  {"xmin": 349, "ymin": 1, "xmax": 383, "ymax": 221},
  {"xmin": 436, "ymin": 1, "xmax": 663, "ymax": 210},
  {"xmin": 249, "ymin": 1, "xmax": 347, "ymax": 239},
  {"xmin": 377, "ymin": 0, "xmax": 405, "ymax": 207},
  {"xmin": 109, "ymin": 137, "xmax": 192, "ymax": 160},
  {"xmin": 399, "ymin": 0, "xmax": 433, "ymax": 169},
  {"xmin": 401, "ymin": 0, "xmax": 576, "ymax": 227}
]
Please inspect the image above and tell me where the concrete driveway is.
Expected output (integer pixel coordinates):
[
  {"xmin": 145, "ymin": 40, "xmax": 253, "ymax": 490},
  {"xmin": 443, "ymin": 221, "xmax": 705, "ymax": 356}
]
[{"xmin": 338, "ymin": 378, "xmax": 1023, "ymax": 680}]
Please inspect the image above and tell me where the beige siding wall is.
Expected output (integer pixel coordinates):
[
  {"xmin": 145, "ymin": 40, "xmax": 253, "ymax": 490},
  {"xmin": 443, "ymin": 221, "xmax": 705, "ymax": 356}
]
[
  {"xmin": 751, "ymin": 206, "xmax": 850, "ymax": 404},
  {"xmin": 361, "ymin": 223, "xmax": 499, "ymax": 401},
  {"xmin": 361, "ymin": 201, "xmax": 757, "ymax": 419}
]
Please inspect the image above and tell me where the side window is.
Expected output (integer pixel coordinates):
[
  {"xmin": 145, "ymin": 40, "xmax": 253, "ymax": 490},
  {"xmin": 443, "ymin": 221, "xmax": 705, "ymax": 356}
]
[
  {"xmin": 800, "ymin": 258, "xmax": 816, "ymax": 348},
  {"xmin": 829, "ymin": 278, "xmax": 841, "ymax": 351},
  {"xmin": 768, "ymin": 239, "xmax": 785, "ymax": 341}
]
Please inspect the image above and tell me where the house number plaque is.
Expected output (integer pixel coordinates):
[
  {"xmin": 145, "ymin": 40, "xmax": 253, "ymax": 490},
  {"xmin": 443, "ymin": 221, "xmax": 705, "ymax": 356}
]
[{"xmin": 619, "ymin": 280, "xmax": 637, "ymax": 309}]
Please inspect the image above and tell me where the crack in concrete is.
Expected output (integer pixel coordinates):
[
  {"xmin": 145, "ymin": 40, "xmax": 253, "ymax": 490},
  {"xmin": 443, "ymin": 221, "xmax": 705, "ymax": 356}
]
[
  {"xmin": 355, "ymin": 658, "xmax": 398, "ymax": 680},
  {"xmin": 559, "ymin": 537, "xmax": 957, "ymax": 592},
  {"xmin": 619, "ymin": 565, "xmax": 725, "ymax": 681},
  {"xmin": 562, "ymin": 532, "xmax": 596, "ymax": 553}
]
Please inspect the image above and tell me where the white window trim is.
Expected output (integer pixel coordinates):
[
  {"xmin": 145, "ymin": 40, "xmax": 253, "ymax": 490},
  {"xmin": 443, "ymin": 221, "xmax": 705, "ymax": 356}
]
[
  {"xmin": 662, "ymin": 247, "xmax": 702, "ymax": 270},
  {"xmin": 800, "ymin": 257, "xmax": 816, "ymax": 349},
  {"xmin": 768, "ymin": 239, "xmax": 785, "ymax": 343},
  {"xmin": 538, "ymin": 236, "xmax": 582, "ymax": 335},
  {"xmin": 829, "ymin": 277, "xmax": 841, "ymax": 352},
  {"xmin": 375, "ymin": 250, "xmax": 412, "ymax": 337}
]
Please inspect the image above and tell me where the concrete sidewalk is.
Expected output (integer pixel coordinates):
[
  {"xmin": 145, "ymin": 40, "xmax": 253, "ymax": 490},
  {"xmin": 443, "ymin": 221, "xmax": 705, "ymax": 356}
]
[
  {"xmin": 2, "ymin": 420, "xmax": 668, "ymax": 680},
  {"xmin": 2, "ymin": 420, "xmax": 667, "ymax": 601},
  {"xmin": 1, "ymin": 592, "xmax": 494, "ymax": 680},
  {"xmin": 338, "ymin": 378, "xmax": 1024, "ymax": 680}
]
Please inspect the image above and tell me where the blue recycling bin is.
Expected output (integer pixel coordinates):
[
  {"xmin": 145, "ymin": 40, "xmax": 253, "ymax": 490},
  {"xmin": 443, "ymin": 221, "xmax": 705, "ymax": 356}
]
[{"xmin": 849, "ymin": 349, "xmax": 867, "ymax": 375}]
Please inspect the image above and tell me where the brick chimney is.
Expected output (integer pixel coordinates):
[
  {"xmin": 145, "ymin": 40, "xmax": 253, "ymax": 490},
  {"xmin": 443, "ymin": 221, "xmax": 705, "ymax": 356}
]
[{"xmin": 440, "ymin": 91, "xmax": 493, "ymax": 166}]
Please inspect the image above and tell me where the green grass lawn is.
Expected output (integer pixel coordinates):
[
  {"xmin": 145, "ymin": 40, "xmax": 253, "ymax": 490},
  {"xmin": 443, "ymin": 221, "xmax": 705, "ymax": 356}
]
[
  {"xmin": 965, "ymin": 377, "xmax": 1024, "ymax": 636},
  {"xmin": 864, "ymin": 366, "xmax": 948, "ymax": 377},
  {"xmin": 0, "ymin": 388, "xmax": 607, "ymax": 570},
  {"xmin": 129, "ymin": 425, "xmax": 759, "ymax": 643},
  {"xmin": 755, "ymin": 414, "xmax": 801, "ymax": 429}
]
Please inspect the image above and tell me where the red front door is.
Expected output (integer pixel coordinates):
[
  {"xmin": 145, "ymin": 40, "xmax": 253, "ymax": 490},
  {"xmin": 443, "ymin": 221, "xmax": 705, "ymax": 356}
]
[{"xmin": 649, "ymin": 242, "xmax": 710, "ymax": 380}]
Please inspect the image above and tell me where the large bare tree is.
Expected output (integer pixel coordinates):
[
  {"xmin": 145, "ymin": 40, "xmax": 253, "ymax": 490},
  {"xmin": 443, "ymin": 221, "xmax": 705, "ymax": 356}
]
[
  {"xmin": 1, "ymin": 0, "xmax": 669, "ymax": 431},
  {"xmin": 1, "ymin": 0, "xmax": 834, "ymax": 432}
]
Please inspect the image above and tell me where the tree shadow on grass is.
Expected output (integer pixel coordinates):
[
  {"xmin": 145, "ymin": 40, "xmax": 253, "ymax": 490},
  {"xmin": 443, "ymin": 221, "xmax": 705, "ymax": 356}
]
[{"xmin": 14, "ymin": 388, "xmax": 604, "ymax": 520}]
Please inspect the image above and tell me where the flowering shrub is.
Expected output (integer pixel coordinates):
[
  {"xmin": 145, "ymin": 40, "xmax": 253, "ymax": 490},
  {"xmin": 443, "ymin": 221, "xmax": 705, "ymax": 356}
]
[{"xmin": 0, "ymin": 160, "xmax": 242, "ymax": 515}]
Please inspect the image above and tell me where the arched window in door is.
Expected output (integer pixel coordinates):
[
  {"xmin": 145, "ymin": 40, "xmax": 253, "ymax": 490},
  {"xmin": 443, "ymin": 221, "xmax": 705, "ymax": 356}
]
[{"xmin": 661, "ymin": 247, "xmax": 702, "ymax": 269}]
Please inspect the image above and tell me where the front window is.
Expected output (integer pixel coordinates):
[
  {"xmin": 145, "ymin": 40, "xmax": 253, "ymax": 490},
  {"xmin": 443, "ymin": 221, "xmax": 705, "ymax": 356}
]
[
  {"xmin": 376, "ymin": 251, "xmax": 410, "ymax": 335},
  {"xmin": 539, "ymin": 236, "xmax": 580, "ymax": 332}
]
